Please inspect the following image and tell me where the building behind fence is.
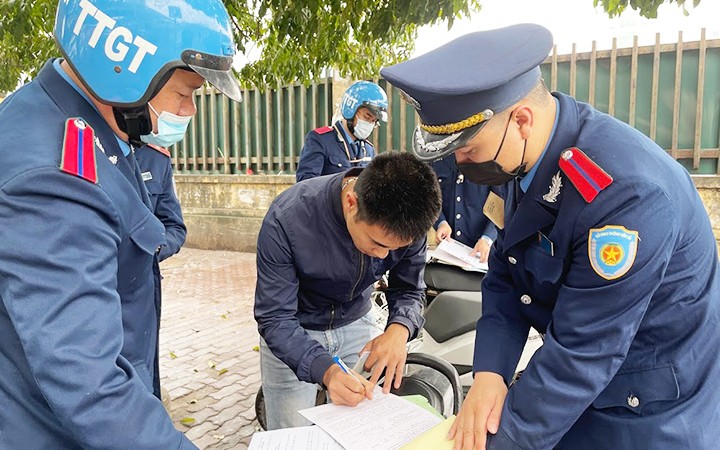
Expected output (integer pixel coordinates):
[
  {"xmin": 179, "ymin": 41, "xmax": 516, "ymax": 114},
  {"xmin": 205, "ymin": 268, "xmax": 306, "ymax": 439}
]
[{"xmin": 173, "ymin": 29, "xmax": 720, "ymax": 176}]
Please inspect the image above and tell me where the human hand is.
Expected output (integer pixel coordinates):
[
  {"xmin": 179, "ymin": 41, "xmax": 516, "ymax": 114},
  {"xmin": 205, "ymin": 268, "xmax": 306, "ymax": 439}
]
[
  {"xmin": 436, "ymin": 222, "xmax": 452, "ymax": 243},
  {"xmin": 323, "ymin": 364, "xmax": 374, "ymax": 406},
  {"xmin": 449, "ymin": 372, "xmax": 507, "ymax": 450},
  {"xmin": 360, "ymin": 323, "xmax": 410, "ymax": 393},
  {"xmin": 471, "ymin": 238, "xmax": 492, "ymax": 263}
]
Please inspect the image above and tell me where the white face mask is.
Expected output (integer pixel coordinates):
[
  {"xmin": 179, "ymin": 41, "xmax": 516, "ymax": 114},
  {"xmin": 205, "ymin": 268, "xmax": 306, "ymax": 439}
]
[
  {"xmin": 140, "ymin": 102, "xmax": 193, "ymax": 148},
  {"xmin": 353, "ymin": 118, "xmax": 375, "ymax": 140}
]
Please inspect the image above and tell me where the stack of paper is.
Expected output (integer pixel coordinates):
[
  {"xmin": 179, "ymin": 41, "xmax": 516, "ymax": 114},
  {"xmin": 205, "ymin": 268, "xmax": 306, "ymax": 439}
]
[
  {"xmin": 430, "ymin": 238, "xmax": 488, "ymax": 272},
  {"xmin": 248, "ymin": 426, "xmax": 343, "ymax": 450},
  {"xmin": 249, "ymin": 388, "xmax": 457, "ymax": 450},
  {"xmin": 298, "ymin": 387, "xmax": 441, "ymax": 450}
]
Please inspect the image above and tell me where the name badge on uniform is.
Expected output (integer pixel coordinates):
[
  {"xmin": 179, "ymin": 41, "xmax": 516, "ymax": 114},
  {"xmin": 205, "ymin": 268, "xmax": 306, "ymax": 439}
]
[
  {"xmin": 483, "ymin": 191, "xmax": 505, "ymax": 230},
  {"xmin": 141, "ymin": 171, "xmax": 153, "ymax": 181},
  {"xmin": 537, "ymin": 231, "xmax": 554, "ymax": 256}
]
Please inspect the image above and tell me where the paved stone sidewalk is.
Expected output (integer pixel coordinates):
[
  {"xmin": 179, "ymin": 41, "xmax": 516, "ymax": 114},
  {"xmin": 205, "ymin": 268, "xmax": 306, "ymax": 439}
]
[{"xmin": 159, "ymin": 247, "xmax": 261, "ymax": 449}]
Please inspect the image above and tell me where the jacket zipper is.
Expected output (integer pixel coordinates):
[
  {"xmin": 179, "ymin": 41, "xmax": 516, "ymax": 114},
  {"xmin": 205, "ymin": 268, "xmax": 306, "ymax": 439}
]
[
  {"xmin": 328, "ymin": 305, "xmax": 335, "ymax": 331},
  {"xmin": 348, "ymin": 249, "xmax": 365, "ymax": 302},
  {"xmin": 329, "ymin": 250, "xmax": 365, "ymax": 330}
]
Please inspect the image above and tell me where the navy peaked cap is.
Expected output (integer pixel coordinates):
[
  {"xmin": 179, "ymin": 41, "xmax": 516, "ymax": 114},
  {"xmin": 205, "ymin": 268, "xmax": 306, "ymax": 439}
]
[{"xmin": 380, "ymin": 23, "xmax": 553, "ymax": 160}]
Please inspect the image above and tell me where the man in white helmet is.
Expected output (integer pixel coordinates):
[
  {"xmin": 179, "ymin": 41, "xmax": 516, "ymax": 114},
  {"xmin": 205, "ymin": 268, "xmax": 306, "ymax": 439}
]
[{"xmin": 0, "ymin": 0, "xmax": 241, "ymax": 447}]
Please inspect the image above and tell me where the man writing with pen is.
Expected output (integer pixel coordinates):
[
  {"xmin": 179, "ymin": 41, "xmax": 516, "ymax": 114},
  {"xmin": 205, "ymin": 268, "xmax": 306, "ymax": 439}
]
[{"xmin": 254, "ymin": 152, "xmax": 442, "ymax": 429}]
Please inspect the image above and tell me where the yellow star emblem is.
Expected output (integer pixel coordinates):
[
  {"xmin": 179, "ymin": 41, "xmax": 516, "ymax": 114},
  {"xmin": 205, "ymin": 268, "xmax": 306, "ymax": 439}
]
[{"xmin": 601, "ymin": 244, "xmax": 623, "ymax": 266}]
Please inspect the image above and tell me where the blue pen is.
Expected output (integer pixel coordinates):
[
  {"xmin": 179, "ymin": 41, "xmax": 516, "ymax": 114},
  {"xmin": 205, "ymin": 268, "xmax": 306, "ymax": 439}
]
[{"xmin": 332, "ymin": 355, "xmax": 365, "ymax": 385}]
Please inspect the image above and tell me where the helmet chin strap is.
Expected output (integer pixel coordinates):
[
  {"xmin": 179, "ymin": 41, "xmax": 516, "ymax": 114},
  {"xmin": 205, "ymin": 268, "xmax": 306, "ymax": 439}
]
[
  {"xmin": 112, "ymin": 67, "xmax": 179, "ymax": 148},
  {"xmin": 346, "ymin": 117, "xmax": 356, "ymax": 136},
  {"xmin": 113, "ymin": 105, "xmax": 152, "ymax": 148}
]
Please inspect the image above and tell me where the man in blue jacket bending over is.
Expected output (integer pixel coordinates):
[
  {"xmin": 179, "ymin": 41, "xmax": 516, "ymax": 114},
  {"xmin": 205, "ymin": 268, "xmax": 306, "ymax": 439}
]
[{"xmin": 255, "ymin": 151, "xmax": 441, "ymax": 429}]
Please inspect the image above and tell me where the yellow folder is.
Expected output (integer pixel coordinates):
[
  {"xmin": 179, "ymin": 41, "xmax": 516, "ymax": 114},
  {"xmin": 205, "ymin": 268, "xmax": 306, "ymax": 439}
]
[{"xmin": 399, "ymin": 415, "xmax": 456, "ymax": 450}]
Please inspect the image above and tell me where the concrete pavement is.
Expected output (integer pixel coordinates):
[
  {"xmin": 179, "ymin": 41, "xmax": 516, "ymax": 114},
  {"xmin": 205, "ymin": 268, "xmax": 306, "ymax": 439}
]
[{"xmin": 159, "ymin": 247, "xmax": 261, "ymax": 449}]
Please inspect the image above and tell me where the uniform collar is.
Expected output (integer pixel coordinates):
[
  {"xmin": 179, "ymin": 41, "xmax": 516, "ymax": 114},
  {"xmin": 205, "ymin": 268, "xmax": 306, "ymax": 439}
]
[
  {"xmin": 502, "ymin": 92, "xmax": 580, "ymax": 251},
  {"xmin": 520, "ymin": 96, "xmax": 560, "ymax": 192},
  {"xmin": 523, "ymin": 92, "xmax": 580, "ymax": 209},
  {"xmin": 51, "ymin": 59, "xmax": 131, "ymax": 156},
  {"xmin": 328, "ymin": 167, "xmax": 364, "ymax": 229},
  {"xmin": 335, "ymin": 120, "xmax": 356, "ymax": 143},
  {"xmin": 38, "ymin": 59, "xmax": 144, "ymax": 196}
]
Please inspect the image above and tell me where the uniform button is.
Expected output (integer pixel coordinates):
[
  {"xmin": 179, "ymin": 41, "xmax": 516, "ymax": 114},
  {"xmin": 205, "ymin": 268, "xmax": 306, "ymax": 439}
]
[
  {"xmin": 337, "ymin": 163, "xmax": 343, "ymax": 167},
  {"xmin": 627, "ymin": 395, "xmax": 640, "ymax": 408},
  {"xmin": 438, "ymin": 178, "xmax": 443, "ymax": 183},
  {"xmin": 508, "ymin": 256, "xmax": 517, "ymax": 265},
  {"xmin": 456, "ymin": 196, "xmax": 461, "ymax": 202},
  {"xmin": 458, "ymin": 174, "xmax": 464, "ymax": 182},
  {"xmin": 456, "ymin": 230, "xmax": 462, "ymax": 237},
  {"xmin": 520, "ymin": 294, "xmax": 532, "ymax": 305},
  {"xmin": 456, "ymin": 213, "xmax": 461, "ymax": 219}
]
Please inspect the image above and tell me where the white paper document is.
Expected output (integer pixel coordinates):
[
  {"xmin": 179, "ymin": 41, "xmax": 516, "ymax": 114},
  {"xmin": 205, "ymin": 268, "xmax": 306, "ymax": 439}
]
[
  {"xmin": 430, "ymin": 238, "xmax": 488, "ymax": 272},
  {"xmin": 298, "ymin": 387, "xmax": 443, "ymax": 450},
  {"xmin": 248, "ymin": 425, "xmax": 344, "ymax": 450}
]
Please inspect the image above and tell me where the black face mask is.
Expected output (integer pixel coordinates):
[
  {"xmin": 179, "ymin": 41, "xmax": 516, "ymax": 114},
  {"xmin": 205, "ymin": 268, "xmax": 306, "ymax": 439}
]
[{"xmin": 457, "ymin": 114, "xmax": 527, "ymax": 186}]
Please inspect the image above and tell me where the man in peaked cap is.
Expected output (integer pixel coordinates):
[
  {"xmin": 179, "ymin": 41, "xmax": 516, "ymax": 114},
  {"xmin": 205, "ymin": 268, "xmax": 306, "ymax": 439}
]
[{"xmin": 381, "ymin": 23, "xmax": 720, "ymax": 450}]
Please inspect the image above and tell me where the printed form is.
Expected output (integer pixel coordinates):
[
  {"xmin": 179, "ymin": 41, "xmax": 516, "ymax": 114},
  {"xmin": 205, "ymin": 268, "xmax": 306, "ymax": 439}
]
[
  {"xmin": 298, "ymin": 386, "xmax": 443, "ymax": 450},
  {"xmin": 248, "ymin": 425, "xmax": 344, "ymax": 450}
]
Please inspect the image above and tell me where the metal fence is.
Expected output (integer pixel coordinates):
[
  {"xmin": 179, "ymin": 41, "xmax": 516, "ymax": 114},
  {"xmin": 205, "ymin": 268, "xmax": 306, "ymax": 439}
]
[
  {"xmin": 173, "ymin": 80, "xmax": 333, "ymax": 175},
  {"xmin": 542, "ymin": 30, "xmax": 720, "ymax": 174},
  {"xmin": 173, "ymin": 29, "xmax": 720, "ymax": 175}
]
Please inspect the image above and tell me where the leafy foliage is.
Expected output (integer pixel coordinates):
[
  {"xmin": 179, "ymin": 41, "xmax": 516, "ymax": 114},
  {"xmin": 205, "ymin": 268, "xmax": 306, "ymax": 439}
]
[
  {"xmin": 593, "ymin": 0, "xmax": 701, "ymax": 18},
  {"xmin": 0, "ymin": 0, "xmax": 703, "ymax": 93},
  {"xmin": 0, "ymin": 0, "xmax": 57, "ymax": 92},
  {"xmin": 229, "ymin": 0, "xmax": 481, "ymax": 88}
]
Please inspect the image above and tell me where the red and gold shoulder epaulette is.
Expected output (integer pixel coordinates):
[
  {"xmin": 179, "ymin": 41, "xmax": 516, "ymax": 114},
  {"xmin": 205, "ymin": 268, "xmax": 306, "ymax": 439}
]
[
  {"xmin": 60, "ymin": 118, "xmax": 98, "ymax": 184},
  {"xmin": 148, "ymin": 143, "xmax": 171, "ymax": 157},
  {"xmin": 314, "ymin": 125, "xmax": 333, "ymax": 134},
  {"xmin": 558, "ymin": 147, "xmax": 612, "ymax": 203}
]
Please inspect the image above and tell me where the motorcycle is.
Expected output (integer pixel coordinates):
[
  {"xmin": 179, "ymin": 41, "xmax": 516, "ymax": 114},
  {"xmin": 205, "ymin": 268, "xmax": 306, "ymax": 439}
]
[
  {"xmin": 255, "ymin": 261, "xmax": 543, "ymax": 429},
  {"xmin": 375, "ymin": 261, "xmax": 543, "ymax": 394}
]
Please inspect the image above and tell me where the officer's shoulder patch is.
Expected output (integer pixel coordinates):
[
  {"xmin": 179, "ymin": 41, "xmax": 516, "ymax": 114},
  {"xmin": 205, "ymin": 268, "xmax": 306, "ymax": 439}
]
[
  {"xmin": 558, "ymin": 147, "xmax": 612, "ymax": 203},
  {"xmin": 588, "ymin": 225, "xmax": 638, "ymax": 280},
  {"xmin": 60, "ymin": 118, "xmax": 98, "ymax": 184},
  {"xmin": 314, "ymin": 125, "xmax": 334, "ymax": 135},
  {"xmin": 148, "ymin": 144, "xmax": 171, "ymax": 157}
]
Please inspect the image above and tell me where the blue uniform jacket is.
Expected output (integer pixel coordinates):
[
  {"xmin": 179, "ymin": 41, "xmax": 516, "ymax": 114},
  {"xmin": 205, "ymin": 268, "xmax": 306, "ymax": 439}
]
[
  {"xmin": 135, "ymin": 145, "xmax": 187, "ymax": 261},
  {"xmin": 254, "ymin": 170, "xmax": 426, "ymax": 384},
  {"xmin": 0, "ymin": 61, "xmax": 195, "ymax": 449},
  {"xmin": 295, "ymin": 122, "xmax": 376, "ymax": 181},
  {"xmin": 479, "ymin": 92, "xmax": 720, "ymax": 449},
  {"xmin": 432, "ymin": 156, "xmax": 497, "ymax": 247}
]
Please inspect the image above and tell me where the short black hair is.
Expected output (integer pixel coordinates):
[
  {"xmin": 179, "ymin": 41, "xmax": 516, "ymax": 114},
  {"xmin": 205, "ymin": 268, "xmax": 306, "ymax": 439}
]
[{"xmin": 354, "ymin": 151, "xmax": 441, "ymax": 242}]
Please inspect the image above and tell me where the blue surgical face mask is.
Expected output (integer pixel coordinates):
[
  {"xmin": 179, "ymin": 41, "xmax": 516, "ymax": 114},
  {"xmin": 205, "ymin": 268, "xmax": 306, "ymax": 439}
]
[
  {"xmin": 140, "ymin": 102, "xmax": 193, "ymax": 148},
  {"xmin": 353, "ymin": 118, "xmax": 375, "ymax": 140}
]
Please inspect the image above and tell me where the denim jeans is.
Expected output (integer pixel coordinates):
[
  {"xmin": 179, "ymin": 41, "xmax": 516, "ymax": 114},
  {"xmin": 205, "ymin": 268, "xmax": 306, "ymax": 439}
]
[{"xmin": 260, "ymin": 309, "xmax": 382, "ymax": 430}]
